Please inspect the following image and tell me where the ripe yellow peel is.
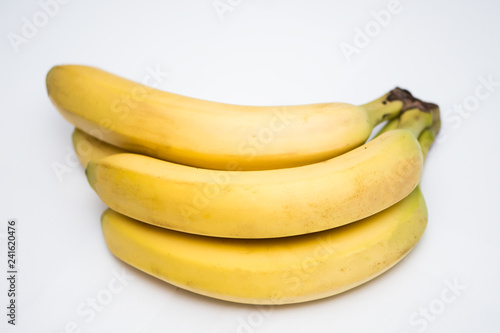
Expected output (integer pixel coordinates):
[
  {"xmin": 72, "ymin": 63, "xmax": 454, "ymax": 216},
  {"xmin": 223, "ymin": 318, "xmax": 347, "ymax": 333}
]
[
  {"xmin": 72, "ymin": 128, "xmax": 125, "ymax": 168},
  {"xmin": 87, "ymin": 129, "xmax": 423, "ymax": 238},
  {"xmin": 101, "ymin": 187, "xmax": 427, "ymax": 305},
  {"xmin": 48, "ymin": 65, "xmax": 406, "ymax": 170}
]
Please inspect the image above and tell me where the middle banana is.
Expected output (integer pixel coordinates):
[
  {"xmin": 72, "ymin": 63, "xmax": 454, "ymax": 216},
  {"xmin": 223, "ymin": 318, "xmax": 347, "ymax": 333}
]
[{"xmin": 84, "ymin": 108, "xmax": 434, "ymax": 238}]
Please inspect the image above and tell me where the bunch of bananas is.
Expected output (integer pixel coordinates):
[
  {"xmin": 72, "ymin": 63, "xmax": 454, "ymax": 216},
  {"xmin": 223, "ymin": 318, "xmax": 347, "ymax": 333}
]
[{"xmin": 47, "ymin": 65, "xmax": 440, "ymax": 305}]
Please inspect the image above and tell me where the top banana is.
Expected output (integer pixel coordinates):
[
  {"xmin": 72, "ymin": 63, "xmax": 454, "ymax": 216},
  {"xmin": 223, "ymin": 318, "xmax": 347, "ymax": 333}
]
[{"xmin": 47, "ymin": 65, "xmax": 430, "ymax": 170}]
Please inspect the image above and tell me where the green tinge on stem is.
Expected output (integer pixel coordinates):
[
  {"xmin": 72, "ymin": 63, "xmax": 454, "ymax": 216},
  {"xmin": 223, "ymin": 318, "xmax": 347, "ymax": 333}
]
[
  {"xmin": 418, "ymin": 129, "xmax": 436, "ymax": 162},
  {"xmin": 418, "ymin": 105, "xmax": 440, "ymax": 163},
  {"xmin": 396, "ymin": 108, "xmax": 434, "ymax": 138},
  {"xmin": 361, "ymin": 87, "xmax": 439, "ymax": 127},
  {"xmin": 375, "ymin": 117, "xmax": 400, "ymax": 137},
  {"xmin": 374, "ymin": 105, "xmax": 441, "ymax": 163},
  {"xmin": 429, "ymin": 104, "xmax": 441, "ymax": 137},
  {"xmin": 361, "ymin": 91, "xmax": 404, "ymax": 126}
]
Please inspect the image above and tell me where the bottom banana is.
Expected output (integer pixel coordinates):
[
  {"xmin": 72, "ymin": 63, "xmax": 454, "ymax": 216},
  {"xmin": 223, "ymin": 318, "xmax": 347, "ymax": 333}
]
[{"xmin": 101, "ymin": 186, "xmax": 427, "ymax": 305}]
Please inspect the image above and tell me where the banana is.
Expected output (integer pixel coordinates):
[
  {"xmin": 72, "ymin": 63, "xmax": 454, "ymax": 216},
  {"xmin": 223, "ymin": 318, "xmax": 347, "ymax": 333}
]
[
  {"xmin": 48, "ymin": 65, "xmax": 431, "ymax": 170},
  {"xmin": 101, "ymin": 184, "xmax": 428, "ymax": 305},
  {"xmin": 72, "ymin": 128, "xmax": 125, "ymax": 168},
  {"xmin": 85, "ymin": 108, "xmax": 434, "ymax": 238},
  {"xmin": 72, "ymin": 107, "xmax": 440, "ymax": 167}
]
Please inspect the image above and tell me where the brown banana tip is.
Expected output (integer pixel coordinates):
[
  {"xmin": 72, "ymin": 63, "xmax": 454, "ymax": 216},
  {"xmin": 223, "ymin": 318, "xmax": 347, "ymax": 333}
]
[{"xmin": 387, "ymin": 87, "xmax": 439, "ymax": 113}]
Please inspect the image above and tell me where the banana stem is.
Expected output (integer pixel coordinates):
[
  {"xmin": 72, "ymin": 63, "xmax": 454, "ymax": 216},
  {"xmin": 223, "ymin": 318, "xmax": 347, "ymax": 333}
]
[
  {"xmin": 418, "ymin": 129, "xmax": 436, "ymax": 162},
  {"xmin": 375, "ymin": 118, "xmax": 399, "ymax": 138},
  {"xmin": 396, "ymin": 108, "xmax": 434, "ymax": 138},
  {"xmin": 361, "ymin": 91, "xmax": 403, "ymax": 126},
  {"xmin": 361, "ymin": 87, "xmax": 438, "ymax": 127},
  {"xmin": 375, "ymin": 105, "xmax": 441, "ymax": 163}
]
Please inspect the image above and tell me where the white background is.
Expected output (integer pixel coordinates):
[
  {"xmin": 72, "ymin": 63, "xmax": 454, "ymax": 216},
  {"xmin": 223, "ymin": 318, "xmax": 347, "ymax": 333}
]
[{"xmin": 1, "ymin": 0, "xmax": 500, "ymax": 332}]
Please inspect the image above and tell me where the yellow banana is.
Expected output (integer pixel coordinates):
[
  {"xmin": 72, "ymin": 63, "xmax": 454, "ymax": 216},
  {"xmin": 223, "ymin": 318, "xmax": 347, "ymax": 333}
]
[
  {"xmin": 72, "ymin": 128, "xmax": 125, "ymax": 168},
  {"xmin": 48, "ymin": 65, "xmax": 432, "ymax": 170},
  {"xmin": 72, "ymin": 107, "xmax": 440, "ymax": 167},
  {"xmin": 85, "ymin": 108, "xmax": 434, "ymax": 238},
  {"xmin": 101, "ymin": 185, "xmax": 428, "ymax": 305}
]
